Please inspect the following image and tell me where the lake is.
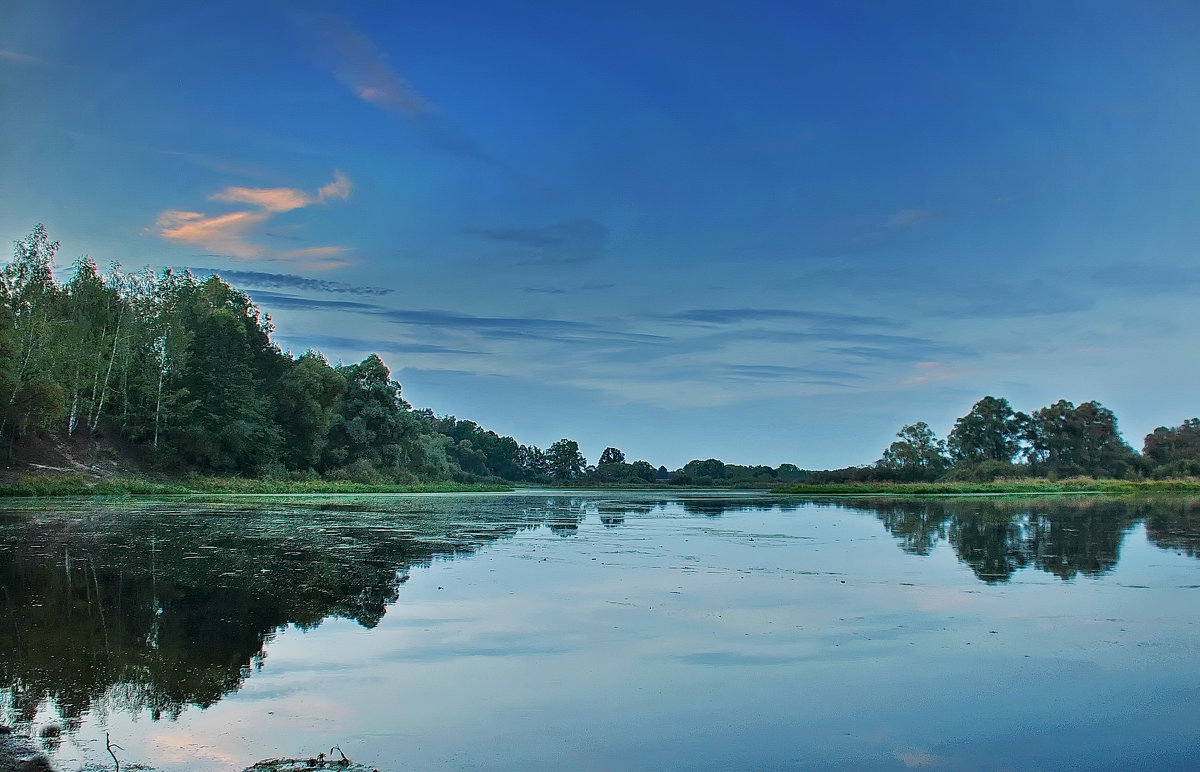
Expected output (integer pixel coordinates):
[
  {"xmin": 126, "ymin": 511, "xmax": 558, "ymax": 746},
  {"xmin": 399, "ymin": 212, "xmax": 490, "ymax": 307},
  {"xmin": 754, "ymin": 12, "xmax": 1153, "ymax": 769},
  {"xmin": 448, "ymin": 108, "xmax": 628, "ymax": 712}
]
[{"xmin": 1, "ymin": 491, "xmax": 1198, "ymax": 770}]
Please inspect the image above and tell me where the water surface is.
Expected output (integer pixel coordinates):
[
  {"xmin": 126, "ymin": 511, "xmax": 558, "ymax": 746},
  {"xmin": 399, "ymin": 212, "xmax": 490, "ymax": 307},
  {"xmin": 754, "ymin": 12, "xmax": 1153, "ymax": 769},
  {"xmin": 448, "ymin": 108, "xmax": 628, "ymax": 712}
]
[{"xmin": 1, "ymin": 491, "xmax": 1198, "ymax": 770}]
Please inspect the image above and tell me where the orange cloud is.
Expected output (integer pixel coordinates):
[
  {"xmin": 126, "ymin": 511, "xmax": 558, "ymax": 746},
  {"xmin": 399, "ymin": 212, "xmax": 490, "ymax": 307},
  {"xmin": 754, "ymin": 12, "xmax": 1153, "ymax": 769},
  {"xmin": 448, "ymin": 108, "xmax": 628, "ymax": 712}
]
[
  {"xmin": 156, "ymin": 172, "xmax": 352, "ymax": 261},
  {"xmin": 157, "ymin": 210, "xmax": 270, "ymax": 258},
  {"xmin": 210, "ymin": 185, "xmax": 313, "ymax": 212}
]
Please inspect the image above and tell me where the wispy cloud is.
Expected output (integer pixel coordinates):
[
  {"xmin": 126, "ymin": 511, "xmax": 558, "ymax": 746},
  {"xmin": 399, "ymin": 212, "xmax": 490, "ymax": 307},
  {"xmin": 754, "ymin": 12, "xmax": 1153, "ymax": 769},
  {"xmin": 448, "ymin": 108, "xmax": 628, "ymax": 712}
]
[
  {"xmin": 279, "ymin": 333, "xmax": 477, "ymax": 357},
  {"xmin": 277, "ymin": 246, "xmax": 353, "ymax": 268},
  {"xmin": 720, "ymin": 364, "xmax": 866, "ymax": 382},
  {"xmin": 317, "ymin": 170, "xmax": 352, "ymax": 202},
  {"xmin": 156, "ymin": 171, "xmax": 352, "ymax": 264},
  {"xmin": 210, "ymin": 186, "xmax": 314, "ymax": 213},
  {"xmin": 304, "ymin": 15, "xmax": 430, "ymax": 115},
  {"xmin": 655, "ymin": 308, "xmax": 890, "ymax": 327},
  {"xmin": 157, "ymin": 210, "xmax": 271, "ymax": 259},
  {"xmin": 0, "ymin": 49, "xmax": 43, "ymax": 65},
  {"xmin": 887, "ymin": 208, "xmax": 939, "ymax": 227},
  {"xmin": 520, "ymin": 282, "xmax": 616, "ymax": 295},
  {"xmin": 296, "ymin": 13, "xmax": 514, "ymax": 174},
  {"xmin": 190, "ymin": 268, "xmax": 392, "ymax": 296},
  {"xmin": 467, "ymin": 219, "xmax": 608, "ymax": 265},
  {"xmin": 244, "ymin": 290, "xmax": 379, "ymax": 313},
  {"xmin": 378, "ymin": 309, "xmax": 664, "ymax": 346}
]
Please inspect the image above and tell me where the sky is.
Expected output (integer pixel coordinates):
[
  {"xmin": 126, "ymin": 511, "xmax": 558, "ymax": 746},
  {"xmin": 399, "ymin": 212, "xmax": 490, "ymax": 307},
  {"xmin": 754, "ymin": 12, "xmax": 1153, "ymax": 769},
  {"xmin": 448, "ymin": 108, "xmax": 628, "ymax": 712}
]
[{"xmin": 2, "ymin": 1, "xmax": 1199, "ymax": 469}]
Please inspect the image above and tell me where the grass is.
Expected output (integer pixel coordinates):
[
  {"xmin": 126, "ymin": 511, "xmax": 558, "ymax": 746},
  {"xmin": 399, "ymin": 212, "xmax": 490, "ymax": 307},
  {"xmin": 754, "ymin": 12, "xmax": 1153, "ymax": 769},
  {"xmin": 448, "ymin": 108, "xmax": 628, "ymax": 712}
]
[
  {"xmin": 770, "ymin": 478, "xmax": 1200, "ymax": 495},
  {"xmin": 0, "ymin": 472, "xmax": 511, "ymax": 497}
]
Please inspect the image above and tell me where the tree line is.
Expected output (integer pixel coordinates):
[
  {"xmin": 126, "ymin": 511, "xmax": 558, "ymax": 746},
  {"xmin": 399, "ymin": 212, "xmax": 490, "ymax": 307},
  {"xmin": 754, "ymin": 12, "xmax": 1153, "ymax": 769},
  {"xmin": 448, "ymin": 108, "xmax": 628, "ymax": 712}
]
[
  {"xmin": 0, "ymin": 225, "xmax": 634, "ymax": 484},
  {"xmin": 815, "ymin": 395, "xmax": 1200, "ymax": 484},
  {"xmin": 6, "ymin": 226, "xmax": 1195, "ymax": 486}
]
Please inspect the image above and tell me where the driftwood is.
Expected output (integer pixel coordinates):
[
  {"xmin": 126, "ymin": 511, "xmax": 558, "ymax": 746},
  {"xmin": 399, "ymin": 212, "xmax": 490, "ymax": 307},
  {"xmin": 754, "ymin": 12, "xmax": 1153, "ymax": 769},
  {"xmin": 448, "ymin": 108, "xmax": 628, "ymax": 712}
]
[{"xmin": 242, "ymin": 745, "xmax": 379, "ymax": 772}]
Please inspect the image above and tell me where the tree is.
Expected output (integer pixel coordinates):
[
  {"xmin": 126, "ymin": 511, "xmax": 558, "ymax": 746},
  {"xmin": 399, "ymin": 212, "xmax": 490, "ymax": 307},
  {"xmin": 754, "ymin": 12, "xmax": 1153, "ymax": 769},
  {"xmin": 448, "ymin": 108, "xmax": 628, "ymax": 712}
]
[
  {"xmin": 547, "ymin": 438, "xmax": 586, "ymax": 480},
  {"xmin": 1144, "ymin": 419, "xmax": 1200, "ymax": 466},
  {"xmin": 947, "ymin": 396, "xmax": 1026, "ymax": 466},
  {"xmin": 599, "ymin": 447, "xmax": 626, "ymax": 465},
  {"xmin": 1025, "ymin": 400, "xmax": 1135, "ymax": 478},
  {"xmin": 167, "ymin": 278, "xmax": 281, "ymax": 473},
  {"xmin": 877, "ymin": 422, "xmax": 949, "ymax": 481},
  {"xmin": 2, "ymin": 225, "xmax": 63, "ymax": 441},
  {"xmin": 273, "ymin": 351, "xmax": 344, "ymax": 470},
  {"xmin": 324, "ymin": 354, "xmax": 415, "ymax": 475},
  {"xmin": 517, "ymin": 444, "xmax": 551, "ymax": 480}
]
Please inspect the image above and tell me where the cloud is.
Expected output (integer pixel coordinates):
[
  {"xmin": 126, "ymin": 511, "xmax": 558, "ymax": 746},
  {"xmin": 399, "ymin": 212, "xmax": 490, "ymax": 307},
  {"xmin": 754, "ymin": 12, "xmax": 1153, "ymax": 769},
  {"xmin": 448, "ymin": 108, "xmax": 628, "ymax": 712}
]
[
  {"xmin": 887, "ymin": 208, "xmax": 938, "ymax": 227},
  {"xmin": 277, "ymin": 245, "xmax": 354, "ymax": 269},
  {"xmin": 157, "ymin": 171, "xmax": 351, "ymax": 262},
  {"xmin": 189, "ymin": 268, "xmax": 391, "ymax": 296},
  {"xmin": 157, "ymin": 210, "xmax": 271, "ymax": 259},
  {"xmin": 378, "ymin": 309, "xmax": 663, "ymax": 346},
  {"xmin": 317, "ymin": 170, "xmax": 352, "ymax": 202},
  {"xmin": 210, "ymin": 185, "xmax": 313, "ymax": 213},
  {"xmin": 296, "ymin": 13, "xmax": 518, "ymax": 175},
  {"xmin": 520, "ymin": 283, "xmax": 616, "ymax": 295},
  {"xmin": 467, "ymin": 219, "xmax": 608, "ymax": 265},
  {"xmin": 304, "ymin": 16, "xmax": 430, "ymax": 115},
  {"xmin": 244, "ymin": 290, "xmax": 380, "ymax": 313},
  {"xmin": 279, "ymin": 333, "xmax": 477, "ymax": 357},
  {"xmin": 656, "ymin": 308, "xmax": 890, "ymax": 327},
  {"xmin": 0, "ymin": 49, "xmax": 43, "ymax": 65},
  {"xmin": 720, "ymin": 364, "xmax": 866, "ymax": 382}
]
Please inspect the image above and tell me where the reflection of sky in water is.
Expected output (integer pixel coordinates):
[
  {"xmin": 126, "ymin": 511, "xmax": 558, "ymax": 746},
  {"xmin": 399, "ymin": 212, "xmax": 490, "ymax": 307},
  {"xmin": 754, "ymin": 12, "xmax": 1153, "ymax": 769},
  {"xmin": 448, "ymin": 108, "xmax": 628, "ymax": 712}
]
[{"xmin": 4, "ymin": 493, "xmax": 1199, "ymax": 770}]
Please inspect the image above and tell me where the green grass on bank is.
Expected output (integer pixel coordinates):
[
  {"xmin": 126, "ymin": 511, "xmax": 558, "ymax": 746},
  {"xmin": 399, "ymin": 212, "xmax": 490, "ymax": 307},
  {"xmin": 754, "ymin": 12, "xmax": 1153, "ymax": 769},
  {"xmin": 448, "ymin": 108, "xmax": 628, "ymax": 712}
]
[
  {"xmin": 0, "ymin": 472, "xmax": 511, "ymax": 497},
  {"xmin": 770, "ymin": 478, "xmax": 1200, "ymax": 495}
]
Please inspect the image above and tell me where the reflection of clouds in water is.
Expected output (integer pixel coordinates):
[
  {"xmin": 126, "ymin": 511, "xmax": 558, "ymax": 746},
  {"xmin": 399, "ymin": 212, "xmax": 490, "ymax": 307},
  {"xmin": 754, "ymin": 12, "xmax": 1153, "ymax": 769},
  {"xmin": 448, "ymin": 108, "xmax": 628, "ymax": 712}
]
[
  {"xmin": 149, "ymin": 731, "xmax": 244, "ymax": 766},
  {"xmin": 894, "ymin": 748, "xmax": 939, "ymax": 768}
]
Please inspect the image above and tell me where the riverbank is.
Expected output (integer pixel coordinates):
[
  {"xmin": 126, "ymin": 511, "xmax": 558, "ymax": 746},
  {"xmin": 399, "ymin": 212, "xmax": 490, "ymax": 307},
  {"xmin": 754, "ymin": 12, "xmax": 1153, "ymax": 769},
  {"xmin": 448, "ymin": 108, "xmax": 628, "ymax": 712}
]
[
  {"xmin": 0, "ymin": 472, "xmax": 511, "ymax": 497},
  {"xmin": 770, "ymin": 478, "xmax": 1200, "ymax": 495}
]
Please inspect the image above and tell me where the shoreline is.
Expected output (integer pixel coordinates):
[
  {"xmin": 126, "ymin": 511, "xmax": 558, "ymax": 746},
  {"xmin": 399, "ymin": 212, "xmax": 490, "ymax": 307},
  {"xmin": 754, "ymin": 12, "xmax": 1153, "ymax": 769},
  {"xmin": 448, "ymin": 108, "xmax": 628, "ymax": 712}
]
[{"xmin": 770, "ymin": 479, "xmax": 1200, "ymax": 495}]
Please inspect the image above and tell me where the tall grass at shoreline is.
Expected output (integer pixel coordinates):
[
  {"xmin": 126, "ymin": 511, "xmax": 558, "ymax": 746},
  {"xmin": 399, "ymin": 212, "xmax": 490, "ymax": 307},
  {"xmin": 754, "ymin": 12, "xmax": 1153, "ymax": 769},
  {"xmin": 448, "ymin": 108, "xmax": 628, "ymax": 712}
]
[
  {"xmin": 0, "ymin": 473, "xmax": 511, "ymax": 497},
  {"xmin": 771, "ymin": 478, "xmax": 1200, "ymax": 495}
]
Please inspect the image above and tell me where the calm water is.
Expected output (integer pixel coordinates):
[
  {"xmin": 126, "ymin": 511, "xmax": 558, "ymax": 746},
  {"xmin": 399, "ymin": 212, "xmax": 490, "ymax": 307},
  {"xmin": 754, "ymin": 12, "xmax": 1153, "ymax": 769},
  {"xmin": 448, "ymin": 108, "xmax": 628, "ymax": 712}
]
[{"xmin": 1, "ymin": 491, "xmax": 1198, "ymax": 770}]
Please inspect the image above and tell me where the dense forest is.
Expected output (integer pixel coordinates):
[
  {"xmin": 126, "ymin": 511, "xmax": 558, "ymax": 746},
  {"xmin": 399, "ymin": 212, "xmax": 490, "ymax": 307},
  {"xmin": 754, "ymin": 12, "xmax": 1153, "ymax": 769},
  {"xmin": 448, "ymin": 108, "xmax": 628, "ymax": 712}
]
[{"xmin": 2, "ymin": 225, "xmax": 1197, "ymax": 488}]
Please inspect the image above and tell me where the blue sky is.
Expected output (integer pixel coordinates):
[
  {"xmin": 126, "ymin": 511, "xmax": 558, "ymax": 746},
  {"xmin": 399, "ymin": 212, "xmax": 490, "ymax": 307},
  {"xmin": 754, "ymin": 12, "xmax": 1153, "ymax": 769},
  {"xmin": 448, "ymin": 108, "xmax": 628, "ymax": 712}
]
[{"xmin": 3, "ymin": 1, "xmax": 1199, "ymax": 468}]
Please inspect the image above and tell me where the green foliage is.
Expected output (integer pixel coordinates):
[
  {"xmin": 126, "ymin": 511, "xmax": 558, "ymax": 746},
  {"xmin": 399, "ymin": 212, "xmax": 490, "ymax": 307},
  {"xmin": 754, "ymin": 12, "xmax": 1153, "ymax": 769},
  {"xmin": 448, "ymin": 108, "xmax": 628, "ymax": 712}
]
[
  {"xmin": 0, "ymin": 226, "xmax": 541, "ymax": 486},
  {"xmin": 1025, "ymin": 400, "xmax": 1136, "ymax": 478},
  {"xmin": 323, "ymin": 354, "xmax": 415, "ymax": 475},
  {"xmin": 547, "ymin": 438, "xmax": 587, "ymax": 480},
  {"xmin": 876, "ymin": 422, "xmax": 949, "ymax": 481},
  {"xmin": 771, "ymin": 478, "xmax": 1200, "ymax": 495},
  {"xmin": 274, "ymin": 351, "xmax": 344, "ymax": 470},
  {"xmin": 1144, "ymin": 419, "xmax": 1200, "ymax": 476},
  {"xmin": 939, "ymin": 459, "xmax": 1032, "ymax": 482},
  {"xmin": 947, "ymin": 396, "xmax": 1025, "ymax": 465},
  {"xmin": 599, "ymin": 446, "xmax": 626, "ymax": 465}
]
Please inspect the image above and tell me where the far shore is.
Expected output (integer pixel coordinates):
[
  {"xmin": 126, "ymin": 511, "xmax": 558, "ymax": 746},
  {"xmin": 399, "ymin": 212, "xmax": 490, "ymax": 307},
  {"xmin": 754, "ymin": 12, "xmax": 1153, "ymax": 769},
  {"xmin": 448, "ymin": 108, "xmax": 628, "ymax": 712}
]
[
  {"xmin": 3, "ymin": 471, "xmax": 1200, "ymax": 498},
  {"xmin": 770, "ymin": 478, "xmax": 1200, "ymax": 495}
]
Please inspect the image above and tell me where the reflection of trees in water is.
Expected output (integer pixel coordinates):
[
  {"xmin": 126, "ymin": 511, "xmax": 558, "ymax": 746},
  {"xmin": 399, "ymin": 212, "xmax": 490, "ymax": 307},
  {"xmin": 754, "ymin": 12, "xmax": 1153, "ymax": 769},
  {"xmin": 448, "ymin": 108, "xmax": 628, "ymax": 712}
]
[
  {"xmin": 0, "ymin": 497, "xmax": 556, "ymax": 726},
  {"xmin": 848, "ymin": 496, "xmax": 1200, "ymax": 583},
  {"xmin": 1143, "ymin": 498, "xmax": 1200, "ymax": 557}
]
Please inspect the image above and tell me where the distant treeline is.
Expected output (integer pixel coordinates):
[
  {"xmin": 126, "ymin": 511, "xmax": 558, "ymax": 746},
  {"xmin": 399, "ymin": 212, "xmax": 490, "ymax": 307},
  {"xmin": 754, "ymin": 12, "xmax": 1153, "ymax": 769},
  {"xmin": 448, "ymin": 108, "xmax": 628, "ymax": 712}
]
[
  {"xmin": 812, "ymin": 396, "xmax": 1200, "ymax": 484},
  {"xmin": 4, "ymin": 226, "xmax": 1195, "ymax": 488}
]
